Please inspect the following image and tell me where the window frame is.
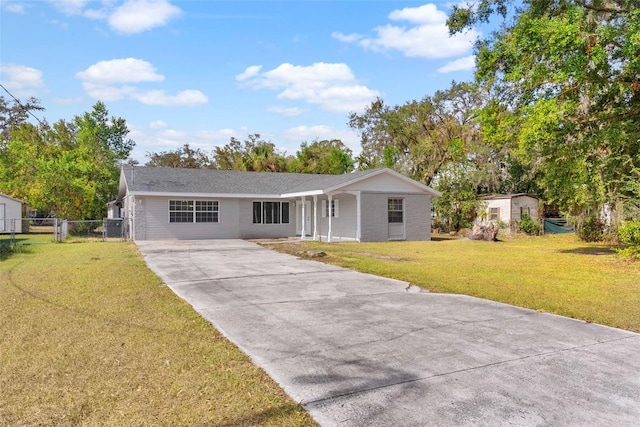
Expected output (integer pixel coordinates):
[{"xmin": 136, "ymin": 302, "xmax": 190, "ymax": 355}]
[
  {"xmin": 169, "ymin": 199, "xmax": 219, "ymax": 223},
  {"xmin": 387, "ymin": 198, "xmax": 404, "ymax": 224},
  {"xmin": 252, "ymin": 201, "xmax": 290, "ymax": 225},
  {"xmin": 489, "ymin": 207, "xmax": 500, "ymax": 221},
  {"xmin": 321, "ymin": 199, "xmax": 339, "ymax": 218}
]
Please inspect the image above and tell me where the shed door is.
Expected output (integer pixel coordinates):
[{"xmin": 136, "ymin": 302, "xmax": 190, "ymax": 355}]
[
  {"xmin": 387, "ymin": 198, "xmax": 405, "ymax": 240},
  {"xmin": 0, "ymin": 204, "xmax": 5, "ymax": 232}
]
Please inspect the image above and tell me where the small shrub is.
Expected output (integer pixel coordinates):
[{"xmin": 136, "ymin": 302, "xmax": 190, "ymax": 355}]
[
  {"xmin": 576, "ymin": 215, "xmax": 604, "ymax": 242},
  {"xmin": 618, "ymin": 221, "xmax": 640, "ymax": 246},
  {"xmin": 518, "ymin": 213, "xmax": 541, "ymax": 235},
  {"xmin": 617, "ymin": 221, "xmax": 640, "ymax": 259}
]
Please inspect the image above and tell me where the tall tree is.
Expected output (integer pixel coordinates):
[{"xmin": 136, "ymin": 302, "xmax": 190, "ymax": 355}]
[
  {"xmin": 213, "ymin": 134, "xmax": 289, "ymax": 172},
  {"xmin": 0, "ymin": 95, "xmax": 45, "ymax": 142},
  {"xmin": 289, "ymin": 139, "xmax": 354, "ymax": 174},
  {"xmin": 146, "ymin": 143, "xmax": 213, "ymax": 168},
  {"xmin": 349, "ymin": 82, "xmax": 487, "ymax": 185},
  {"xmin": 0, "ymin": 101, "xmax": 134, "ymax": 219},
  {"xmin": 449, "ymin": 0, "xmax": 640, "ymax": 225}
]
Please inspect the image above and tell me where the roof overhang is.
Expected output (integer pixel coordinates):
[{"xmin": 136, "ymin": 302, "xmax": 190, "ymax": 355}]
[{"xmin": 127, "ymin": 191, "xmax": 284, "ymax": 199}]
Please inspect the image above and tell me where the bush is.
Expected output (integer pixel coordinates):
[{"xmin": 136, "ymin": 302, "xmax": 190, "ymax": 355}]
[
  {"xmin": 518, "ymin": 213, "xmax": 541, "ymax": 235},
  {"xmin": 618, "ymin": 221, "xmax": 640, "ymax": 246},
  {"xmin": 617, "ymin": 221, "xmax": 640, "ymax": 259},
  {"xmin": 576, "ymin": 215, "xmax": 604, "ymax": 242}
]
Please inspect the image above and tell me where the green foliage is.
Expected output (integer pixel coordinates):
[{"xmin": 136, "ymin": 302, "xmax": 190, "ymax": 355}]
[
  {"xmin": 146, "ymin": 143, "xmax": 213, "ymax": 168},
  {"xmin": 518, "ymin": 213, "xmax": 540, "ymax": 235},
  {"xmin": 450, "ymin": 0, "xmax": 640, "ymax": 226},
  {"xmin": 349, "ymin": 82, "xmax": 488, "ymax": 185},
  {"xmin": 433, "ymin": 163, "xmax": 482, "ymax": 232},
  {"xmin": 576, "ymin": 215, "xmax": 604, "ymax": 242},
  {"xmin": 213, "ymin": 133, "xmax": 289, "ymax": 172},
  {"xmin": 289, "ymin": 139, "xmax": 354, "ymax": 174},
  {"xmin": 617, "ymin": 221, "xmax": 640, "ymax": 259},
  {"xmin": 0, "ymin": 99, "xmax": 134, "ymax": 220},
  {"xmin": 618, "ymin": 221, "xmax": 640, "ymax": 246}
]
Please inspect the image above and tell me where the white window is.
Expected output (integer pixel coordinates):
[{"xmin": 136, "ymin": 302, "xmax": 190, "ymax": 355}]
[
  {"xmin": 253, "ymin": 201, "xmax": 289, "ymax": 224},
  {"xmin": 520, "ymin": 206, "xmax": 531, "ymax": 217},
  {"xmin": 321, "ymin": 199, "xmax": 339, "ymax": 218},
  {"xmin": 489, "ymin": 207, "xmax": 500, "ymax": 221},
  {"xmin": 388, "ymin": 198, "xmax": 403, "ymax": 223},
  {"xmin": 169, "ymin": 200, "xmax": 219, "ymax": 223}
]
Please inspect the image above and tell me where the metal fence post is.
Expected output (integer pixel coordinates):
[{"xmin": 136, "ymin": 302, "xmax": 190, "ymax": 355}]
[
  {"xmin": 10, "ymin": 218, "xmax": 15, "ymax": 244},
  {"xmin": 53, "ymin": 217, "xmax": 58, "ymax": 242}
]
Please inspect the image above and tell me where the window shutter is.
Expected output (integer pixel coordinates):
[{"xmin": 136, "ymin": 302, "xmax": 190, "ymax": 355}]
[
  {"xmin": 333, "ymin": 199, "xmax": 339, "ymax": 218},
  {"xmin": 321, "ymin": 200, "xmax": 327, "ymax": 218}
]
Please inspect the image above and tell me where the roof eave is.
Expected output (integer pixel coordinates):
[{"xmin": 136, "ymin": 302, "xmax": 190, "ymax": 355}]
[{"xmin": 128, "ymin": 191, "xmax": 284, "ymax": 199}]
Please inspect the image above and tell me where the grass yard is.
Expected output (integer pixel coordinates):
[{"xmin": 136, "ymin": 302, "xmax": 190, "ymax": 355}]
[
  {"xmin": 0, "ymin": 235, "xmax": 315, "ymax": 426},
  {"xmin": 265, "ymin": 234, "xmax": 640, "ymax": 333}
]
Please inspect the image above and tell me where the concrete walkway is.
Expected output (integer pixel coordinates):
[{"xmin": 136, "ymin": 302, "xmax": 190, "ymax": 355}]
[{"xmin": 137, "ymin": 239, "xmax": 640, "ymax": 426}]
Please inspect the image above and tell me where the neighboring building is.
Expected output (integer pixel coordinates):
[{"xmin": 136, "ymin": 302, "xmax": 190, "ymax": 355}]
[
  {"xmin": 0, "ymin": 193, "xmax": 28, "ymax": 234},
  {"xmin": 116, "ymin": 166, "xmax": 441, "ymax": 242},
  {"xmin": 479, "ymin": 194, "xmax": 539, "ymax": 226}
]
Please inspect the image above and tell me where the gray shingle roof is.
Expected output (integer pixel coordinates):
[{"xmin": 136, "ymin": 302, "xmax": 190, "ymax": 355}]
[{"xmin": 121, "ymin": 166, "xmax": 386, "ymax": 195}]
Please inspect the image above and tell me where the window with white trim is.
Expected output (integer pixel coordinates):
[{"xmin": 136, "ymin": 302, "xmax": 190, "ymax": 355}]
[
  {"xmin": 253, "ymin": 201, "xmax": 289, "ymax": 224},
  {"xmin": 489, "ymin": 207, "xmax": 500, "ymax": 221},
  {"xmin": 321, "ymin": 199, "xmax": 339, "ymax": 218},
  {"xmin": 388, "ymin": 198, "xmax": 403, "ymax": 223},
  {"xmin": 169, "ymin": 200, "xmax": 219, "ymax": 223}
]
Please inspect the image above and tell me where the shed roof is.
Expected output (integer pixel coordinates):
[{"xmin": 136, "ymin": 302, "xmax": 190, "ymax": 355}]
[{"xmin": 0, "ymin": 193, "xmax": 27, "ymax": 204}]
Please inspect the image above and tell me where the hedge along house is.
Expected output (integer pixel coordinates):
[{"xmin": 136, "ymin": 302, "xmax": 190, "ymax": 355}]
[
  {"xmin": 116, "ymin": 166, "xmax": 441, "ymax": 242},
  {"xmin": 479, "ymin": 194, "xmax": 540, "ymax": 226}
]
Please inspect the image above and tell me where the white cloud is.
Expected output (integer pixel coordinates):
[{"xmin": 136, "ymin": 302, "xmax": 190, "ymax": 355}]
[
  {"xmin": 0, "ymin": 64, "xmax": 45, "ymax": 97},
  {"xmin": 53, "ymin": 96, "xmax": 84, "ymax": 105},
  {"xmin": 331, "ymin": 32, "xmax": 363, "ymax": 43},
  {"xmin": 388, "ymin": 3, "xmax": 447, "ymax": 24},
  {"xmin": 237, "ymin": 62, "xmax": 379, "ymax": 113},
  {"xmin": 48, "ymin": 0, "xmax": 89, "ymax": 15},
  {"xmin": 149, "ymin": 120, "xmax": 167, "ymax": 129},
  {"xmin": 2, "ymin": 0, "xmax": 26, "ymax": 13},
  {"xmin": 236, "ymin": 65, "xmax": 262, "ymax": 82},
  {"xmin": 195, "ymin": 128, "xmax": 241, "ymax": 141},
  {"xmin": 76, "ymin": 58, "xmax": 164, "ymax": 84},
  {"xmin": 131, "ymin": 89, "xmax": 208, "ymax": 106},
  {"xmin": 76, "ymin": 58, "xmax": 207, "ymax": 106},
  {"xmin": 335, "ymin": 3, "xmax": 479, "ymax": 59},
  {"xmin": 108, "ymin": 0, "xmax": 181, "ymax": 34},
  {"xmin": 267, "ymin": 106, "xmax": 305, "ymax": 117},
  {"xmin": 437, "ymin": 55, "xmax": 476, "ymax": 73}
]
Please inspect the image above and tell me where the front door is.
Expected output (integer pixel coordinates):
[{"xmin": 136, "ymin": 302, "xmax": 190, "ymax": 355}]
[{"xmin": 296, "ymin": 201, "xmax": 312, "ymax": 236}]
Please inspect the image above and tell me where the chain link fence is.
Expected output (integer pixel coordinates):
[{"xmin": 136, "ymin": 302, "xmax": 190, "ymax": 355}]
[{"xmin": 1, "ymin": 217, "xmax": 128, "ymax": 243}]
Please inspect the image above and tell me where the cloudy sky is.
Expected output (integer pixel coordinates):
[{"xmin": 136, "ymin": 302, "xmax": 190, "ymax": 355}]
[{"xmin": 1, "ymin": 0, "xmax": 483, "ymax": 162}]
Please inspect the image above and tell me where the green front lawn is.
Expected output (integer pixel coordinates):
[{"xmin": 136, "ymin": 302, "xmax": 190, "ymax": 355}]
[
  {"xmin": 266, "ymin": 234, "xmax": 640, "ymax": 333},
  {"xmin": 0, "ymin": 236, "xmax": 315, "ymax": 426}
]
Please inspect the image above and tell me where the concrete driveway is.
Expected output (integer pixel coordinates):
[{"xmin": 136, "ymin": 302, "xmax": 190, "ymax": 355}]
[{"xmin": 137, "ymin": 239, "xmax": 640, "ymax": 426}]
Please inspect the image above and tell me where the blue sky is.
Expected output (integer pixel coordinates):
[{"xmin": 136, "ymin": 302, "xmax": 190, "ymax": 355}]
[{"xmin": 1, "ymin": 0, "xmax": 483, "ymax": 162}]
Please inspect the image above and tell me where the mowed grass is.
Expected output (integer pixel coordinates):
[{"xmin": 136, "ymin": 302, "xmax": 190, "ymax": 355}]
[
  {"xmin": 266, "ymin": 234, "xmax": 640, "ymax": 333},
  {"xmin": 0, "ymin": 235, "xmax": 315, "ymax": 426}
]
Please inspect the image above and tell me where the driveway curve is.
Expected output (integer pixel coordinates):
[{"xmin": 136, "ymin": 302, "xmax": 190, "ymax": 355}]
[{"xmin": 137, "ymin": 239, "xmax": 640, "ymax": 426}]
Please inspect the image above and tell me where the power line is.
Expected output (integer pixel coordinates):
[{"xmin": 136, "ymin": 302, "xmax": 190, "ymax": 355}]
[{"xmin": 0, "ymin": 83, "xmax": 45, "ymax": 126}]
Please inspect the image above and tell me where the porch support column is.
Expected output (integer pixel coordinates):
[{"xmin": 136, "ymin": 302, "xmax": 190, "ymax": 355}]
[
  {"xmin": 327, "ymin": 194, "xmax": 333, "ymax": 243},
  {"xmin": 300, "ymin": 196, "xmax": 306, "ymax": 240},
  {"xmin": 355, "ymin": 191, "xmax": 361, "ymax": 242},
  {"xmin": 312, "ymin": 195, "xmax": 318, "ymax": 241}
]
